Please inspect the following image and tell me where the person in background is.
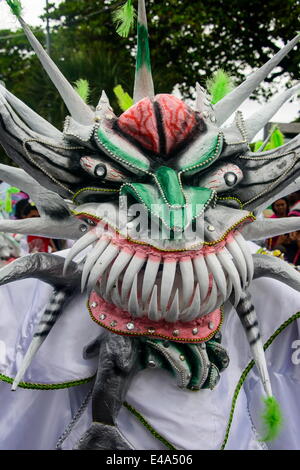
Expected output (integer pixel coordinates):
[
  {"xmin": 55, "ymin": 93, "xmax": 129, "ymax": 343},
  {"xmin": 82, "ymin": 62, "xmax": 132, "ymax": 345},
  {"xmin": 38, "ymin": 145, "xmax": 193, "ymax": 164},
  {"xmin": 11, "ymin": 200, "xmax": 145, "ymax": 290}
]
[
  {"xmin": 266, "ymin": 197, "xmax": 289, "ymax": 250},
  {"xmin": 14, "ymin": 201, "xmax": 57, "ymax": 254}
]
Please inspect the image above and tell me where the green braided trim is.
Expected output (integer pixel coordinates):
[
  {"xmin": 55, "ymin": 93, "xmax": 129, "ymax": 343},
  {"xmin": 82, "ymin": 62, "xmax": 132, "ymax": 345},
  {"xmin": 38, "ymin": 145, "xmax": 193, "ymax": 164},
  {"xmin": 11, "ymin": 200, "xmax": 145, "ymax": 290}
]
[
  {"xmin": 0, "ymin": 373, "xmax": 95, "ymax": 390},
  {"xmin": 123, "ymin": 401, "xmax": 176, "ymax": 450},
  {"xmin": 220, "ymin": 311, "xmax": 300, "ymax": 450}
]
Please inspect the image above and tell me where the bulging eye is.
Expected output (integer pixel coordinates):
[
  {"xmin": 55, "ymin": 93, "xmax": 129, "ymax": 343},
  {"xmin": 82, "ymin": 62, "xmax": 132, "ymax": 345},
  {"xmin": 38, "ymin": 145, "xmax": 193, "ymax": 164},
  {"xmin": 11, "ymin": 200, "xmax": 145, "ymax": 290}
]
[
  {"xmin": 195, "ymin": 163, "xmax": 243, "ymax": 192},
  {"xmin": 224, "ymin": 172, "xmax": 238, "ymax": 187},
  {"xmin": 80, "ymin": 156, "xmax": 128, "ymax": 183}
]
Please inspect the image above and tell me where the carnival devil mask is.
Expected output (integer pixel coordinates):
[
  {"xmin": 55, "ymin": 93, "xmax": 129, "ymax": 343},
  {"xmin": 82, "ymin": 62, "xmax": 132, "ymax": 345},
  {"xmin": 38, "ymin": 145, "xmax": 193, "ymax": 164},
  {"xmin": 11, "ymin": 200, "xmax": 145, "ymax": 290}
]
[{"xmin": 0, "ymin": 0, "xmax": 300, "ymax": 447}]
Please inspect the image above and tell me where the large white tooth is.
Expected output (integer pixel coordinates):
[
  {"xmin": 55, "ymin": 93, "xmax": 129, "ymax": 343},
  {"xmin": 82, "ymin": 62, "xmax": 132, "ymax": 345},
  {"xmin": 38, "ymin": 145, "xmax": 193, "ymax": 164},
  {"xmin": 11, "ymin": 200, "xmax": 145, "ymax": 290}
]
[
  {"xmin": 87, "ymin": 243, "xmax": 119, "ymax": 292},
  {"xmin": 81, "ymin": 237, "xmax": 111, "ymax": 292},
  {"xmin": 181, "ymin": 284, "xmax": 201, "ymax": 322},
  {"xmin": 160, "ymin": 259, "xmax": 177, "ymax": 312},
  {"xmin": 179, "ymin": 257, "xmax": 194, "ymax": 309},
  {"xmin": 121, "ymin": 253, "xmax": 146, "ymax": 303},
  {"xmin": 193, "ymin": 255, "xmax": 209, "ymax": 300},
  {"xmin": 111, "ymin": 279, "xmax": 122, "ymax": 309},
  {"xmin": 127, "ymin": 274, "xmax": 140, "ymax": 317},
  {"xmin": 205, "ymin": 253, "xmax": 227, "ymax": 302},
  {"xmin": 142, "ymin": 255, "xmax": 161, "ymax": 305},
  {"xmin": 63, "ymin": 230, "xmax": 98, "ymax": 274},
  {"xmin": 226, "ymin": 238, "xmax": 247, "ymax": 288},
  {"xmin": 148, "ymin": 285, "xmax": 161, "ymax": 321},
  {"xmin": 200, "ymin": 280, "xmax": 218, "ymax": 316},
  {"xmin": 217, "ymin": 249, "xmax": 242, "ymax": 306},
  {"xmin": 106, "ymin": 248, "xmax": 134, "ymax": 295},
  {"xmin": 164, "ymin": 290, "xmax": 180, "ymax": 322},
  {"xmin": 234, "ymin": 232, "xmax": 254, "ymax": 283}
]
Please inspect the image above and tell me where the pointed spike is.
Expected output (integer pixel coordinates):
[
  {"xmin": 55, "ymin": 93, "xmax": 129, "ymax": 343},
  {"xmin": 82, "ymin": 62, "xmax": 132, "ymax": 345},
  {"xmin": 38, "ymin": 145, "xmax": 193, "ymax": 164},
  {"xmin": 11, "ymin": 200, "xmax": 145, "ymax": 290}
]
[
  {"xmin": 133, "ymin": 0, "xmax": 155, "ymax": 102},
  {"xmin": 193, "ymin": 255, "xmax": 209, "ymax": 300},
  {"xmin": 234, "ymin": 232, "xmax": 254, "ymax": 284},
  {"xmin": 148, "ymin": 285, "xmax": 161, "ymax": 321},
  {"xmin": 106, "ymin": 248, "xmax": 134, "ymax": 295},
  {"xmin": 16, "ymin": 16, "xmax": 94, "ymax": 125},
  {"xmin": 226, "ymin": 238, "xmax": 247, "ymax": 288},
  {"xmin": 141, "ymin": 255, "xmax": 161, "ymax": 305},
  {"xmin": 127, "ymin": 274, "xmax": 140, "ymax": 317},
  {"xmin": 205, "ymin": 253, "xmax": 227, "ymax": 301},
  {"xmin": 63, "ymin": 231, "xmax": 98, "ymax": 275},
  {"xmin": 215, "ymin": 34, "xmax": 300, "ymax": 125},
  {"xmin": 121, "ymin": 253, "xmax": 146, "ymax": 303},
  {"xmin": 244, "ymin": 82, "xmax": 300, "ymax": 141},
  {"xmin": 81, "ymin": 237, "xmax": 111, "ymax": 292},
  {"xmin": 200, "ymin": 280, "xmax": 218, "ymax": 316},
  {"xmin": 181, "ymin": 283, "xmax": 201, "ymax": 322},
  {"xmin": 87, "ymin": 243, "xmax": 119, "ymax": 292},
  {"xmin": 12, "ymin": 288, "xmax": 68, "ymax": 390},
  {"xmin": 217, "ymin": 248, "xmax": 242, "ymax": 307},
  {"xmin": 179, "ymin": 257, "xmax": 194, "ymax": 309},
  {"xmin": 164, "ymin": 290, "xmax": 180, "ymax": 323},
  {"xmin": 160, "ymin": 259, "xmax": 177, "ymax": 312}
]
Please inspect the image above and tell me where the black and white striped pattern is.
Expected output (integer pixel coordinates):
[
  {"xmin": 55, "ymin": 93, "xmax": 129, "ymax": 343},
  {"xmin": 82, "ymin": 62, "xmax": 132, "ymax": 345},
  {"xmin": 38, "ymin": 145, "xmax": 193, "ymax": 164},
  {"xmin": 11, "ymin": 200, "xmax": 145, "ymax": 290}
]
[{"xmin": 12, "ymin": 288, "xmax": 70, "ymax": 390}]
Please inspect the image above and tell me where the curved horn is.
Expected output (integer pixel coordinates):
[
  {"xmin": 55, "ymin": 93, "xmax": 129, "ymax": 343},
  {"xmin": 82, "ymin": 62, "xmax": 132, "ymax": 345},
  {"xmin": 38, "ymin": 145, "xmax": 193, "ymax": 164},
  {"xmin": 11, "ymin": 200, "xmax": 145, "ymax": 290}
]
[
  {"xmin": 215, "ymin": 34, "xmax": 300, "ymax": 126},
  {"xmin": 133, "ymin": 0, "xmax": 155, "ymax": 103}
]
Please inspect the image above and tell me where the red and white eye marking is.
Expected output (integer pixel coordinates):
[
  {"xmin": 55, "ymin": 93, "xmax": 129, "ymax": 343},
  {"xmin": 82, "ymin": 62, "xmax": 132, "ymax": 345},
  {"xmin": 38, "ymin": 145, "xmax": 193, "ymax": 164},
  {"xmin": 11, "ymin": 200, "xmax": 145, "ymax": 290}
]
[
  {"xmin": 80, "ymin": 156, "xmax": 128, "ymax": 183},
  {"xmin": 196, "ymin": 163, "xmax": 243, "ymax": 192}
]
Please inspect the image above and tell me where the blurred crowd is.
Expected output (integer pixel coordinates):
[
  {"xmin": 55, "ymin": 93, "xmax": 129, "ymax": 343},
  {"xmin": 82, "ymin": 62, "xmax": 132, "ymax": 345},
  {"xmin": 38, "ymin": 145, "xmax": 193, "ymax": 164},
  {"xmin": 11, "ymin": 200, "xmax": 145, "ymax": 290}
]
[
  {"xmin": 264, "ymin": 191, "xmax": 300, "ymax": 265},
  {"xmin": 0, "ymin": 179, "xmax": 66, "ymax": 266}
]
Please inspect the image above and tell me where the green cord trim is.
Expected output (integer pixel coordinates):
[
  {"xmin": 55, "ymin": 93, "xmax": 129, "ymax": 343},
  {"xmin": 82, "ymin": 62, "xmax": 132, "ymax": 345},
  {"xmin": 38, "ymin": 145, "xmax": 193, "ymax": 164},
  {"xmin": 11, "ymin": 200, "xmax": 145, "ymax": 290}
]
[
  {"xmin": 123, "ymin": 401, "xmax": 176, "ymax": 450},
  {"xmin": 220, "ymin": 311, "xmax": 300, "ymax": 450},
  {"xmin": 0, "ymin": 372, "xmax": 95, "ymax": 390}
]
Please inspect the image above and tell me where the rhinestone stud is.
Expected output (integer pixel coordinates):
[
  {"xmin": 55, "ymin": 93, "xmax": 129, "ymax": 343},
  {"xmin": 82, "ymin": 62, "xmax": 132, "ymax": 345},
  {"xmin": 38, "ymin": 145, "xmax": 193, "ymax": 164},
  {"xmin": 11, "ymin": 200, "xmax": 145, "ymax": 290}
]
[
  {"xmin": 147, "ymin": 328, "xmax": 156, "ymax": 334},
  {"xmin": 126, "ymin": 322, "xmax": 135, "ymax": 331},
  {"xmin": 110, "ymin": 321, "xmax": 117, "ymax": 327},
  {"xmin": 179, "ymin": 355, "xmax": 185, "ymax": 361},
  {"xmin": 207, "ymin": 225, "xmax": 215, "ymax": 232},
  {"xmin": 99, "ymin": 314, "xmax": 106, "ymax": 320},
  {"xmin": 208, "ymin": 321, "xmax": 215, "ymax": 330},
  {"xmin": 91, "ymin": 302, "xmax": 98, "ymax": 308},
  {"xmin": 192, "ymin": 327, "xmax": 198, "ymax": 335},
  {"xmin": 173, "ymin": 329, "xmax": 180, "ymax": 337},
  {"xmin": 148, "ymin": 360, "xmax": 156, "ymax": 368},
  {"xmin": 80, "ymin": 224, "xmax": 88, "ymax": 233}
]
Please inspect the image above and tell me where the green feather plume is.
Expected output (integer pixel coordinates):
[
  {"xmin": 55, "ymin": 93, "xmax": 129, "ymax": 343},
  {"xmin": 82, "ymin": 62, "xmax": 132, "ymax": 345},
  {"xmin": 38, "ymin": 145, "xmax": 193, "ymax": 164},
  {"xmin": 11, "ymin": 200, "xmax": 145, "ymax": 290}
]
[
  {"xmin": 270, "ymin": 127, "xmax": 285, "ymax": 149},
  {"xmin": 6, "ymin": 0, "xmax": 23, "ymax": 17},
  {"xmin": 113, "ymin": 0, "xmax": 136, "ymax": 38},
  {"xmin": 206, "ymin": 70, "xmax": 234, "ymax": 105},
  {"xmin": 74, "ymin": 79, "xmax": 90, "ymax": 104},
  {"xmin": 113, "ymin": 84, "xmax": 133, "ymax": 111},
  {"xmin": 261, "ymin": 396, "xmax": 283, "ymax": 442}
]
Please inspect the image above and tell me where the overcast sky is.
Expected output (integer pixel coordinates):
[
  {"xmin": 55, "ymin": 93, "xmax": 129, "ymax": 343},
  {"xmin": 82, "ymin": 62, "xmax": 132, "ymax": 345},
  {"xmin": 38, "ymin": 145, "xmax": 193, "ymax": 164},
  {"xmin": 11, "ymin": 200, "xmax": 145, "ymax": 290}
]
[{"xmin": 0, "ymin": 0, "xmax": 298, "ymax": 136}]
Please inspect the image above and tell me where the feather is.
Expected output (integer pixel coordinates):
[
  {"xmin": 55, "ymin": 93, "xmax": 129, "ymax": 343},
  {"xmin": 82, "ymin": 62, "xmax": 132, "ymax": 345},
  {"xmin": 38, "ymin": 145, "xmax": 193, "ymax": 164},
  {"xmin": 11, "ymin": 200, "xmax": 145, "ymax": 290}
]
[
  {"xmin": 113, "ymin": 0, "xmax": 136, "ymax": 38},
  {"xmin": 206, "ymin": 70, "xmax": 234, "ymax": 105},
  {"xmin": 261, "ymin": 396, "xmax": 283, "ymax": 442},
  {"xmin": 6, "ymin": 0, "xmax": 22, "ymax": 17},
  {"xmin": 113, "ymin": 85, "xmax": 133, "ymax": 111},
  {"xmin": 74, "ymin": 79, "xmax": 90, "ymax": 104}
]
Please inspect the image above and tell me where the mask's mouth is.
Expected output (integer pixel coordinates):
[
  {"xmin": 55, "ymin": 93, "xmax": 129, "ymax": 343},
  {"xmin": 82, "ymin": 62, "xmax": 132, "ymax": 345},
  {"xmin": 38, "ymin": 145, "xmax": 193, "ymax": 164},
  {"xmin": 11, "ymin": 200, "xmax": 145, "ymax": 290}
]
[{"xmin": 65, "ymin": 221, "xmax": 254, "ymax": 325}]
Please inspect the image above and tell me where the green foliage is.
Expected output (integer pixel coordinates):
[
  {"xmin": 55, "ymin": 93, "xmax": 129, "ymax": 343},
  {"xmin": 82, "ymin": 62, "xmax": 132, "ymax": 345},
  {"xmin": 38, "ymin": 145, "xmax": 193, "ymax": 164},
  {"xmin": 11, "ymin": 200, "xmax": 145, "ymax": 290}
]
[
  {"xmin": 113, "ymin": 0, "xmax": 136, "ymax": 38},
  {"xmin": 74, "ymin": 79, "xmax": 90, "ymax": 103},
  {"xmin": 6, "ymin": 0, "xmax": 23, "ymax": 18},
  {"xmin": 113, "ymin": 84, "xmax": 133, "ymax": 110},
  {"xmin": 261, "ymin": 396, "xmax": 283, "ymax": 442},
  {"xmin": 206, "ymin": 69, "xmax": 234, "ymax": 105}
]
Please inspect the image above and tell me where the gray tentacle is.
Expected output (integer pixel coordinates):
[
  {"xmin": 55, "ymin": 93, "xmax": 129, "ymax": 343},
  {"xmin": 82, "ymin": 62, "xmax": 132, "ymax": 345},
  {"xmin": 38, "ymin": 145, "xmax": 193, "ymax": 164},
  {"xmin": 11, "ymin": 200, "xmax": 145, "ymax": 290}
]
[
  {"xmin": 0, "ymin": 253, "xmax": 82, "ymax": 289},
  {"xmin": 75, "ymin": 332, "xmax": 142, "ymax": 450},
  {"xmin": 253, "ymin": 253, "xmax": 300, "ymax": 292}
]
